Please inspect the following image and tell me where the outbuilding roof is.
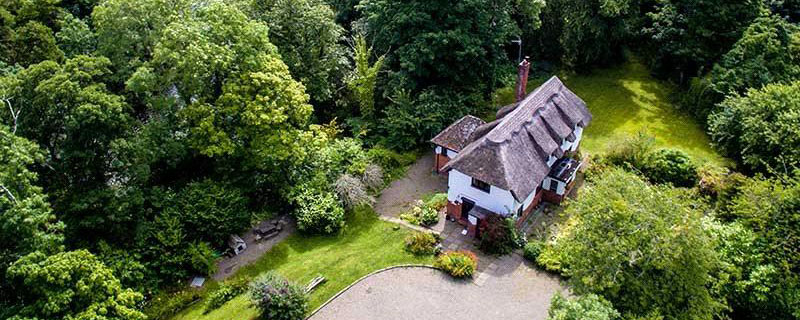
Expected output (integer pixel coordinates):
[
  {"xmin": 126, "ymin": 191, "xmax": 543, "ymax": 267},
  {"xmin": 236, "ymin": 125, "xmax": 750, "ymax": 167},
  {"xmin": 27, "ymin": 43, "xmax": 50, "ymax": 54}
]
[
  {"xmin": 430, "ymin": 115, "xmax": 486, "ymax": 152},
  {"xmin": 441, "ymin": 76, "xmax": 592, "ymax": 200}
]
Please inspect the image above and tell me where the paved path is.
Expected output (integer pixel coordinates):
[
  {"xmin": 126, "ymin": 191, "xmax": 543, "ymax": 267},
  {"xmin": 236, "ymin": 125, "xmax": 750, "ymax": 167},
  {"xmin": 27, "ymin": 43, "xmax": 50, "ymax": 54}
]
[
  {"xmin": 309, "ymin": 264, "xmax": 566, "ymax": 320},
  {"xmin": 212, "ymin": 218, "xmax": 296, "ymax": 281},
  {"xmin": 374, "ymin": 154, "xmax": 448, "ymax": 219}
]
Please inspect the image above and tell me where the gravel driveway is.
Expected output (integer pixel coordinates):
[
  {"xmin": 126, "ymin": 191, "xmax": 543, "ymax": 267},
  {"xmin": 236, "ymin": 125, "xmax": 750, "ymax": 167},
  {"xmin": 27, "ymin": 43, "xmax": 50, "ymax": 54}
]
[
  {"xmin": 374, "ymin": 154, "xmax": 447, "ymax": 218},
  {"xmin": 309, "ymin": 257, "xmax": 567, "ymax": 320}
]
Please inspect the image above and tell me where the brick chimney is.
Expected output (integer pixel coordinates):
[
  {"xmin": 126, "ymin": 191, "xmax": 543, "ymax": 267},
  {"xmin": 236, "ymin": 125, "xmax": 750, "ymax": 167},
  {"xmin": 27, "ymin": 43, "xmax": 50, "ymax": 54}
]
[{"xmin": 515, "ymin": 57, "xmax": 531, "ymax": 103}]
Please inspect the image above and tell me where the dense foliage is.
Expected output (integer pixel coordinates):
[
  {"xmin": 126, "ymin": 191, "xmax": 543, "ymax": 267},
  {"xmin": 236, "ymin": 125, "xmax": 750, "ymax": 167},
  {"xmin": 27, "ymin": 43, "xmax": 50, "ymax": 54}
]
[
  {"xmin": 249, "ymin": 272, "xmax": 307, "ymax": 320},
  {"xmin": 479, "ymin": 214, "xmax": 521, "ymax": 255},
  {"xmin": 709, "ymin": 81, "xmax": 800, "ymax": 173},
  {"xmin": 547, "ymin": 293, "xmax": 620, "ymax": 320},
  {"xmin": 539, "ymin": 169, "xmax": 720, "ymax": 320}
]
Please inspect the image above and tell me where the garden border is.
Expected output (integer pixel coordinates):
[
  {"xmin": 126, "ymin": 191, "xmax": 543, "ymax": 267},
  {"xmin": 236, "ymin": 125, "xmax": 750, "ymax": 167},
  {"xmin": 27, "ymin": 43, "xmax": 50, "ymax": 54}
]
[{"xmin": 306, "ymin": 264, "xmax": 440, "ymax": 319}]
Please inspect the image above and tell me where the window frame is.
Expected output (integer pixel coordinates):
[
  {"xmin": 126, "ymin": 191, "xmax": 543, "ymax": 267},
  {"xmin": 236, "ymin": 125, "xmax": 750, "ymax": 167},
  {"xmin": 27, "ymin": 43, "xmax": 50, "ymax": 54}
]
[{"xmin": 471, "ymin": 177, "xmax": 491, "ymax": 193}]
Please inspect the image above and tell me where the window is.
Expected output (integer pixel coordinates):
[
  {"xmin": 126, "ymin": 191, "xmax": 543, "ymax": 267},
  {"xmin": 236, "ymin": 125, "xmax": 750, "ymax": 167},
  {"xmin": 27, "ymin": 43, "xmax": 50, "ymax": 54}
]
[
  {"xmin": 549, "ymin": 179, "xmax": 559, "ymax": 192},
  {"xmin": 439, "ymin": 147, "xmax": 447, "ymax": 155},
  {"xmin": 471, "ymin": 177, "xmax": 491, "ymax": 193}
]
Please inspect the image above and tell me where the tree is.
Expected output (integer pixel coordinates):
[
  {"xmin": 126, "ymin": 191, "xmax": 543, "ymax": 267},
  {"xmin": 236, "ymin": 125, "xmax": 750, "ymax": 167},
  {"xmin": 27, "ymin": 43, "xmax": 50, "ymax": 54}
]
[
  {"xmin": 174, "ymin": 180, "xmax": 249, "ymax": 247},
  {"xmin": 643, "ymin": 0, "xmax": 764, "ymax": 83},
  {"xmin": 711, "ymin": 14, "xmax": 800, "ymax": 98},
  {"xmin": 8, "ymin": 21, "xmax": 64, "ymax": 67},
  {"xmin": 557, "ymin": 0, "xmax": 633, "ymax": 69},
  {"xmin": 0, "ymin": 125, "xmax": 63, "ymax": 311},
  {"xmin": 712, "ymin": 176, "xmax": 800, "ymax": 319},
  {"xmin": 539, "ymin": 169, "xmax": 722, "ymax": 319},
  {"xmin": 7, "ymin": 250, "xmax": 145, "ymax": 320},
  {"xmin": 2, "ymin": 56, "xmax": 134, "ymax": 241},
  {"xmin": 359, "ymin": 0, "xmax": 521, "ymax": 94},
  {"xmin": 249, "ymin": 0, "xmax": 347, "ymax": 106},
  {"xmin": 347, "ymin": 33, "xmax": 384, "ymax": 119},
  {"xmin": 55, "ymin": 13, "xmax": 96, "ymax": 58},
  {"xmin": 708, "ymin": 81, "xmax": 800, "ymax": 173},
  {"xmin": 128, "ymin": 2, "xmax": 315, "ymax": 169},
  {"xmin": 92, "ymin": 0, "xmax": 191, "ymax": 84}
]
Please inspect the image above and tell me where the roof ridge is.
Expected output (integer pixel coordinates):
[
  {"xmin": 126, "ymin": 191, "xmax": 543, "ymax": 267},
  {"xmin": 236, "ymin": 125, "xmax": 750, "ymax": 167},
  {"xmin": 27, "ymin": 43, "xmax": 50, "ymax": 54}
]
[{"xmin": 485, "ymin": 76, "xmax": 562, "ymax": 144}]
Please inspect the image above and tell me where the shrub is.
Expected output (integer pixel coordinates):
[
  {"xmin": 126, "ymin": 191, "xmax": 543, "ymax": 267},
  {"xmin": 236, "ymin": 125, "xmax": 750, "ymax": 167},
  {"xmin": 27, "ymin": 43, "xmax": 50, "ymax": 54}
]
[
  {"xmin": 293, "ymin": 189, "xmax": 345, "ymax": 234},
  {"xmin": 366, "ymin": 145, "xmax": 416, "ymax": 170},
  {"xmin": 605, "ymin": 131, "xmax": 655, "ymax": 168},
  {"xmin": 399, "ymin": 199, "xmax": 439, "ymax": 226},
  {"xmin": 641, "ymin": 149, "xmax": 697, "ymax": 187},
  {"xmin": 362, "ymin": 163, "xmax": 384, "ymax": 190},
  {"xmin": 404, "ymin": 232, "xmax": 440, "ymax": 255},
  {"xmin": 523, "ymin": 240, "xmax": 544, "ymax": 264},
  {"xmin": 204, "ymin": 279, "xmax": 248, "ymax": 313},
  {"xmin": 249, "ymin": 272, "xmax": 307, "ymax": 320},
  {"xmin": 434, "ymin": 250, "xmax": 478, "ymax": 278},
  {"xmin": 479, "ymin": 214, "xmax": 520, "ymax": 255},
  {"xmin": 547, "ymin": 293, "xmax": 620, "ymax": 320},
  {"xmin": 144, "ymin": 290, "xmax": 203, "ymax": 320},
  {"xmin": 332, "ymin": 173, "xmax": 374, "ymax": 208}
]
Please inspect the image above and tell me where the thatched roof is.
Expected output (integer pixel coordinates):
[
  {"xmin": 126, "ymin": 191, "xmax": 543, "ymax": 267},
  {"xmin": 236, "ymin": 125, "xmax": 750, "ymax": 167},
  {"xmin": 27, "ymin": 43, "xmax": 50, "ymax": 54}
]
[
  {"xmin": 442, "ymin": 76, "xmax": 591, "ymax": 200},
  {"xmin": 430, "ymin": 115, "xmax": 486, "ymax": 152}
]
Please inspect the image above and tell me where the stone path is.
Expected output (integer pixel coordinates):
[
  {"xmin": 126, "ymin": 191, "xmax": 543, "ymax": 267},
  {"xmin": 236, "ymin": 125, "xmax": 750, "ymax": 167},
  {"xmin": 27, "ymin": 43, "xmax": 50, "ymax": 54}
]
[
  {"xmin": 308, "ymin": 265, "xmax": 566, "ymax": 320},
  {"xmin": 374, "ymin": 154, "xmax": 448, "ymax": 219}
]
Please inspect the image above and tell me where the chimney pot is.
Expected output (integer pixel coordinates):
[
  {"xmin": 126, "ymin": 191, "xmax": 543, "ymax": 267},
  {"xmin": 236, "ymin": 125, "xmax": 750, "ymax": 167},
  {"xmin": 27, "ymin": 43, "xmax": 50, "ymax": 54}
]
[{"xmin": 515, "ymin": 58, "xmax": 531, "ymax": 103}]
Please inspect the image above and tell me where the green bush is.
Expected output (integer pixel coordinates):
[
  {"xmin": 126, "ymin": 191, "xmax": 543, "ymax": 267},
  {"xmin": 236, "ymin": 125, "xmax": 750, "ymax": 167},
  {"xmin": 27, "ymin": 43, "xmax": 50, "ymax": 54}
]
[
  {"xmin": 293, "ymin": 189, "xmax": 345, "ymax": 234},
  {"xmin": 642, "ymin": 149, "xmax": 697, "ymax": 187},
  {"xmin": 203, "ymin": 279, "xmax": 248, "ymax": 313},
  {"xmin": 434, "ymin": 250, "xmax": 478, "ymax": 278},
  {"xmin": 547, "ymin": 293, "xmax": 620, "ymax": 320},
  {"xmin": 249, "ymin": 272, "xmax": 307, "ymax": 320},
  {"xmin": 367, "ymin": 145, "xmax": 416, "ymax": 171},
  {"xmin": 479, "ymin": 214, "xmax": 520, "ymax": 255},
  {"xmin": 404, "ymin": 232, "xmax": 440, "ymax": 255},
  {"xmin": 144, "ymin": 290, "xmax": 203, "ymax": 320},
  {"xmin": 523, "ymin": 240, "xmax": 544, "ymax": 264},
  {"xmin": 400, "ymin": 199, "xmax": 440, "ymax": 226}
]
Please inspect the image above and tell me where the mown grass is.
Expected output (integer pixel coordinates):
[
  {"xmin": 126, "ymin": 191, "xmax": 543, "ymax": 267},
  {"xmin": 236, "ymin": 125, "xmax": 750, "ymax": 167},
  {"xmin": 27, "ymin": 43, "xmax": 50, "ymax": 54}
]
[
  {"xmin": 492, "ymin": 57, "xmax": 729, "ymax": 167},
  {"xmin": 170, "ymin": 206, "xmax": 433, "ymax": 320}
]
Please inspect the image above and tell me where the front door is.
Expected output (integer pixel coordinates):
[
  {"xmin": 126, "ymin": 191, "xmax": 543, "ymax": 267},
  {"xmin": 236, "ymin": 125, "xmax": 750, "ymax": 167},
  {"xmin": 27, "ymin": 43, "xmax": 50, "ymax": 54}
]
[{"xmin": 461, "ymin": 198, "xmax": 475, "ymax": 222}]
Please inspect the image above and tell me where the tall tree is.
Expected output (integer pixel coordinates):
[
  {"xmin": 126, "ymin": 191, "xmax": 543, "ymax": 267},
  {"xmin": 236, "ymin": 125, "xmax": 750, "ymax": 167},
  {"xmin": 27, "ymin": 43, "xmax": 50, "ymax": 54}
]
[
  {"xmin": 1, "ymin": 56, "xmax": 134, "ymax": 241},
  {"xmin": 643, "ymin": 0, "xmax": 764, "ymax": 83},
  {"xmin": 249, "ymin": 0, "xmax": 347, "ymax": 107},
  {"xmin": 359, "ymin": 0, "xmax": 522, "ymax": 94},
  {"xmin": 7, "ymin": 250, "xmax": 145, "ymax": 320},
  {"xmin": 0, "ymin": 125, "xmax": 63, "ymax": 314},
  {"xmin": 708, "ymin": 81, "xmax": 800, "ymax": 173}
]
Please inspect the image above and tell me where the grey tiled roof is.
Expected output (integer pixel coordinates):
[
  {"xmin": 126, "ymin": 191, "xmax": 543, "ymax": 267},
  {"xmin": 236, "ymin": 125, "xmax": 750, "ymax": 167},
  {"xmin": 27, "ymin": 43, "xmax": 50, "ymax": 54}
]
[{"xmin": 441, "ymin": 76, "xmax": 592, "ymax": 200}]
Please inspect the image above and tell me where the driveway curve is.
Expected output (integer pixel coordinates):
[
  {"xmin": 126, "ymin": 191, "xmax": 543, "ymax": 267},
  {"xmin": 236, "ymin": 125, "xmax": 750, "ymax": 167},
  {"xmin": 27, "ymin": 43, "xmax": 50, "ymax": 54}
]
[{"xmin": 309, "ymin": 262, "xmax": 566, "ymax": 320}]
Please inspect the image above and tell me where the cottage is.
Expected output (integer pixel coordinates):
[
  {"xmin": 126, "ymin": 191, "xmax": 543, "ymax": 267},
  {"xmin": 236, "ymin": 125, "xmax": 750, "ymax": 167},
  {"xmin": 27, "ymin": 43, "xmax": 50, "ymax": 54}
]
[{"xmin": 430, "ymin": 59, "xmax": 592, "ymax": 237}]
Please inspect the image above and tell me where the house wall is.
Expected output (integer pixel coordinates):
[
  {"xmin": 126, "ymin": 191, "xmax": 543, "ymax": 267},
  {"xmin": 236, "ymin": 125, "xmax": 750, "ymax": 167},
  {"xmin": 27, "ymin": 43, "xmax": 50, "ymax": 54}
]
[
  {"xmin": 447, "ymin": 169, "xmax": 516, "ymax": 216},
  {"xmin": 542, "ymin": 177, "xmax": 566, "ymax": 195},
  {"xmin": 433, "ymin": 145, "xmax": 458, "ymax": 174}
]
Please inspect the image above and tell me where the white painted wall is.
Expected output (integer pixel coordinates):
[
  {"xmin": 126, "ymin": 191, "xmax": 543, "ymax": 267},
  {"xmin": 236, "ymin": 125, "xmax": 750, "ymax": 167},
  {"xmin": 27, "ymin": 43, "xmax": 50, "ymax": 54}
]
[
  {"xmin": 434, "ymin": 145, "xmax": 458, "ymax": 158},
  {"xmin": 447, "ymin": 169, "xmax": 517, "ymax": 216},
  {"xmin": 542, "ymin": 177, "xmax": 566, "ymax": 195},
  {"xmin": 570, "ymin": 125, "xmax": 584, "ymax": 152}
]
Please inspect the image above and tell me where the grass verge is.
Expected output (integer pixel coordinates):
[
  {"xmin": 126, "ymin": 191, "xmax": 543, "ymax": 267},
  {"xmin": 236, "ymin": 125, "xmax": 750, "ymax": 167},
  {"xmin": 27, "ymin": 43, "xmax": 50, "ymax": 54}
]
[{"xmin": 169, "ymin": 206, "xmax": 433, "ymax": 320}]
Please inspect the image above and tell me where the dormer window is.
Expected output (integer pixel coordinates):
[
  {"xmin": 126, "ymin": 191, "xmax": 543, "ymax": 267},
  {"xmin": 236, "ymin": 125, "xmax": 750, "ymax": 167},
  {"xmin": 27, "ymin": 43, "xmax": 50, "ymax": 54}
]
[{"xmin": 471, "ymin": 177, "xmax": 491, "ymax": 193}]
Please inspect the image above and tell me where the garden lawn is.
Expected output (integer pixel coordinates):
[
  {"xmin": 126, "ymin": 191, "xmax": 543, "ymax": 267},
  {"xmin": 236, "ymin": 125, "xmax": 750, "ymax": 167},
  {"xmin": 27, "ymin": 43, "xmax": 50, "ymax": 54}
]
[
  {"xmin": 170, "ymin": 207, "xmax": 433, "ymax": 320},
  {"xmin": 492, "ymin": 57, "xmax": 728, "ymax": 167}
]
